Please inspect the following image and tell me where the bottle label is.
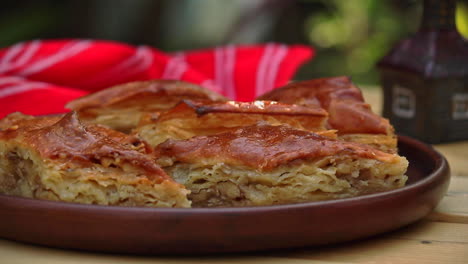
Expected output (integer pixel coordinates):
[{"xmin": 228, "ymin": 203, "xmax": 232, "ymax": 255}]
[
  {"xmin": 392, "ymin": 85, "xmax": 416, "ymax": 119},
  {"xmin": 452, "ymin": 93, "xmax": 468, "ymax": 120}
]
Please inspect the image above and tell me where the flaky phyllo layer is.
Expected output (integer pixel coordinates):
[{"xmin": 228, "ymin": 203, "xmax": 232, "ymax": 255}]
[
  {"xmin": 0, "ymin": 112, "xmax": 408, "ymax": 208},
  {"xmin": 66, "ymin": 80, "xmax": 227, "ymax": 133},
  {"xmin": 134, "ymin": 100, "xmax": 329, "ymax": 147},
  {"xmin": 0, "ymin": 112, "xmax": 190, "ymax": 207},
  {"xmin": 154, "ymin": 125, "xmax": 408, "ymax": 207},
  {"xmin": 258, "ymin": 76, "xmax": 398, "ymax": 153},
  {"xmin": 0, "ymin": 77, "xmax": 410, "ymax": 208}
]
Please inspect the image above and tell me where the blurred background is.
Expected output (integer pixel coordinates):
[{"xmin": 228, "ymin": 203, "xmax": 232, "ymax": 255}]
[{"xmin": 1, "ymin": 0, "xmax": 467, "ymax": 86}]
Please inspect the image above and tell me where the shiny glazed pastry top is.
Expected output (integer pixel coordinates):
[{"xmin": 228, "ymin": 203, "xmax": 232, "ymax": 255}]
[
  {"xmin": 0, "ymin": 112, "xmax": 169, "ymax": 181},
  {"xmin": 65, "ymin": 80, "xmax": 227, "ymax": 133},
  {"xmin": 155, "ymin": 124, "xmax": 400, "ymax": 172},
  {"xmin": 66, "ymin": 80, "xmax": 227, "ymax": 111},
  {"xmin": 134, "ymin": 99, "xmax": 331, "ymax": 147},
  {"xmin": 258, "ymin": 76, "xmax": 393, "ymax": 135},
  {"xmin": 0, "ymin": 112, "xmax": 190, "ymax": 207}
]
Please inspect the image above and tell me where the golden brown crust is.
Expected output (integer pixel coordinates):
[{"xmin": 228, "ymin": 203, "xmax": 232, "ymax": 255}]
[
  {"xmin": 135, "ymin": 100, "xmax": 330, "ymax": 147},
  {"xmin": 154, "ymin": 124, "xmax": 397, "ymax": 172},
  {"xmin": 182, "ymin": 100, "xmax": 327, "ymax": 116},
  {"xmin": 0, "ymin": 112, "xmax": 63, "ymax": 132},
  {"xmin": 156, "ymin": 99, "xmax": 328, "ymax": 126},
  {"xmin": 257, "ymin": 76, "xmax": 392, "ymax": 135},
  {"xmin": 0, "ymin": 112, "xmax": 170, "ymax": 183},
  {"xmin": 0, "ymin": 77, "xmax": 406, "ymax": 207},
  {"xmin": 65, "ymin": 80, "xmax": 227, "ymax": 133},
  {"xmin": 66, "ymin": 80, "xmax": 227, "ymax": 111}
]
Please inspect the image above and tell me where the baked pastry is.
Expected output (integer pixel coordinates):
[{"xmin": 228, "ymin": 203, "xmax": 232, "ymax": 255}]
[
  {"xmin": 154, "ymin": 124, "xmax": 408, "ymax": 207},
  {"xmin": 0, "ymin": 112, "xmax": 63, "ymax": 131},
  {"xmin": 134, "ymin": 99, "xmax": 330, "ymax": 147},
  {"xmin": 258, "ymin": 76, "xmax": 397, "ymax": 152},
  {"xmin": 0, "ymin": 77, "xmax": 408, "ymax": 208},
  {"xmin": 66, "ymin": 80, "xmax": 227, "ymax": 133},
  {"xmin": 0, "ymin": 112, "xmax": 190, "ymax": 207}
]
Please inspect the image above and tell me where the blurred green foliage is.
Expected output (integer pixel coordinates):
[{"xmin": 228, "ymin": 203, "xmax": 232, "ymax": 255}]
[
  {"xmin": 295, "ymin": 0, "xmax": 420, "ymax": 84},
  {"xmin": 0, "ymin": 1, "xmax": 65, "ymax": 47},
  {"xmin": 291, "ymin": 0, "xmax": 468, "ymax": 84},
  {"xmin": 457, "ymin": 1, "xmax": 468, "ymax": 36},
  {"xmin": 0, "ymin": 0, "xmax": 466, "ymax": 85}
]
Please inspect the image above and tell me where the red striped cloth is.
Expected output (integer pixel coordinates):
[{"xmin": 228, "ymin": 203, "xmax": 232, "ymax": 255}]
[{"xmin": 0, "ymin": 39, "xmax": 314, "ymax": 118}]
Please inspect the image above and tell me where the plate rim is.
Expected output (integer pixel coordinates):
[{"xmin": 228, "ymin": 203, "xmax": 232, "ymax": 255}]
[
  {"xmin": 0, "ymin": 134, "xmax": 451, "ymax": 254},
  {"xmin": 0, "ymin": 134, "xmax": 449, "ymax": 213}
]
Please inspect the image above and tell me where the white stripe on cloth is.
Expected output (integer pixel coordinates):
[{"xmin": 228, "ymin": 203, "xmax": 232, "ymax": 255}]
[
  {"xmin": 90, "ymin": 45, "xmax": 153, "ymax": 84},
  {"xmin": 0, "ymin": 42, "xmax": 25, "ymax": 73},
  {"xmin": 0, "ymin": 41, "xmax": 42, "ymax": 75},
  {"xmin": 264, "ymin": 44, "xmax": 288, "ymax": 95},
  {"xmin": 0, "ymin": 76, "xmax": 47, "ymax": 87},
  {"xmin": 255, "ymin": 43, "xmax": 276, "ymax": 97},
  {"xmin": 134, "ymin": 46, "xmax": 154, "ymax": 76},
  {"xmin": 215, "ymin": 46, "xmax": 236, "ymax": 99},
  {"xmin": 161, "ymin": 52, "xmax": 187, "ymax": 80},
  {"xmin": 0, "ymin": 76, "xmax": 27, "ymax": 86},
  {"xmin": 214, "ymin": 47, "xmax": 224, "ymax": 91},
  {"xmin": 14, "ymin": 40, "xmax": 42, "ymax": 67},
  {"xmin": 101, "ymin": 48, "xmax": 142, "ymax": 76},
  {"xmin": 18, "ymin": 40, "xmax": 92, "ymax": 76},
  {"xmin": 201, "ymin": 79, "xmax": 223, "ymax": 95},
  {"xmin": 0, "ymin": 83, "xmax": 49, "ymax": 99},
  {"xmin": 224, "ymin": 45, "xmax": 236, "ymax": 99}
]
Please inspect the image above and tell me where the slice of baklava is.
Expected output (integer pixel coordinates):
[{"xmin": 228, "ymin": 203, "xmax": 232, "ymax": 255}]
[
  {"xmin": 154, "ymin": 124, "xmax": 408, "ymax": 207},
  {"xmin": 0, "ymin": 112, "xmax": 63, "ymax": 131},
  {"xmin": 134, "ymin": 99, "xmax": 330, "ymax": 147},
  {"xmin": 66, "ymin": 80, "xmax": 227, "ymax": 133},
  {"xmin": 0, "ymin": 112, "xmax": 190, "ymax": 207},
  {"xmin": 258, "ymin": 76, "xmax": 397, "ymax": 153}
]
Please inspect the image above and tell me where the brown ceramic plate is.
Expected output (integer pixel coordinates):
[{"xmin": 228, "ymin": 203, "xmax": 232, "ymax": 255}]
[{"xmin": 0, "ymin": 135, "xmax": 449, "ymax": 255}]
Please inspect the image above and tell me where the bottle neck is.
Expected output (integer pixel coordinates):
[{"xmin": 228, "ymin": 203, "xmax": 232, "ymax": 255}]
[{"xmin": 419, "ymin": 0, "xmax": 456, "ymax": 31}]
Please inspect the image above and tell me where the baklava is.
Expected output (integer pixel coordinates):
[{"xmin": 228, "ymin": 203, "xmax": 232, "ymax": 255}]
[
  {"xmin": 66, "ymin": 80, "xmax": 227, "ymax": 133},
  {"xmin": 134, "ymin": 99, "xmax": 331, "ymax": 147},
  {"xmin": 154, "ymin": 124, "xmax": 408, "ymax": 207},
  {"xmin": 0, "ymin": 112, "xmax": 190, "ymax": 207},
  {"xmin": 0, "ymin": 77, "xmax": 409, "ymax": 208},
  {"xmin": 258, "ymin": 76, "xmax": 397, "ymax": 152}
]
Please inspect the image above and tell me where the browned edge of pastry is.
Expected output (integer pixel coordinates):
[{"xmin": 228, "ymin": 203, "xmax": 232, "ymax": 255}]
[
  {"xmin": 258, "ymin": 76, "xmax": 393, "ymax": 135},
  {"xmin": 66, "ymin": 79, "xmax": 227, "ymax": 111}
]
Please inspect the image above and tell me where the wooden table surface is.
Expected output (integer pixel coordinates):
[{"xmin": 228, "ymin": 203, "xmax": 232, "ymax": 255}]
[{"xmin": 1, "ymin": 88, "xmax": 468, "ymax": 263}]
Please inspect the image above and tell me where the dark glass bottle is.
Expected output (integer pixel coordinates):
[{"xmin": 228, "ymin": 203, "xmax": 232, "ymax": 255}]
[{"xmin": 378, "ymin": 0, "xmax": 468, "ymax": 143}]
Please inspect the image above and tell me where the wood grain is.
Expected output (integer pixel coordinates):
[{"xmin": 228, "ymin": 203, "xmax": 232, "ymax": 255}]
[
  {"xmin": 279, "ymin": 222, "xmax": 468, "ymax": 264},
  {"xmin": 1, "ymin": 221, "xmax": 467, "ymax": 264},
  {"xmin": 428, "ymin": 176, "xmax": 468, "ymax": 223},
  {"xmin": 433, "ymin": 143, "xmax": 468, "ymax": 176}
]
